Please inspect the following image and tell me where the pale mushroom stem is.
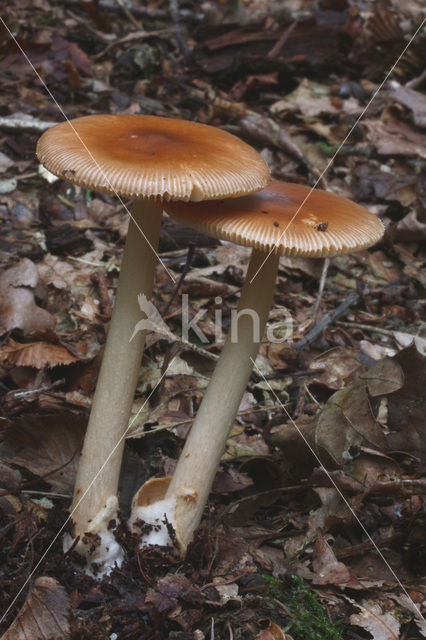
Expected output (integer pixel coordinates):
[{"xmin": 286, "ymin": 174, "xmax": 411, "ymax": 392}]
[
  {"xmin": 68, "ymin": 198, "xmax": 163, "ymax": 573},
  {"xmin": 129, "ymin": 247, "xmax": 279, "ymax": 554}
]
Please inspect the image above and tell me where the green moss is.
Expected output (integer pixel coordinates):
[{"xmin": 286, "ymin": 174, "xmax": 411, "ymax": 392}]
[
  {"xmin": 316, "ymin": 141, "xmax": 339, "ymax": 157},
  {"xmin": 263, "ymin": 575, "xmax": 344, "ymax": 640}
]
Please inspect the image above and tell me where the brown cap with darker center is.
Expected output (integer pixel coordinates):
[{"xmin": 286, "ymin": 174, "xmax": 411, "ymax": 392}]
[
  {"xmin": 165, "ymin": 181, "xmax": 384, "ymax": 257},
  {"xmin": 36, "ymin": 114, "xmax": 270, "ymax": 201}
]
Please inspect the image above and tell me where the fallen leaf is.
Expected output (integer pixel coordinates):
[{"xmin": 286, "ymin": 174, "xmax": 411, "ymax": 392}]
[
  {"xmin": 308, "ymin": 347, "xmax": 364, "ymax": 390},
  {"xmin": 315, "ymin": 382, "xmax": 387, "ymax": 466},
  {"xmin": 350, "ymin": 601, "xmax": 400, "ymax": 640},
  {"xmin": 396, "ymin": 210, "xmax": 426, "ymax": 241},
  {"xmin": 390, "ymin": 86, "xmax": 426, "ymax": 128},
  {"xmin": 385, "ymin": 343, "xmax": 426, "ymax": 452},
  {"xmin": 0, "ymin": 338, "xmax": 79, "ymax": 369},
  {"xmin": 271, "ymin": 78, "xmax": 361, "ymax": 119},
  {"xmin": 312, "ymin": 532, "xmax": 351, "ymax": 585},
  {"xmin": 1, "ymin": 414, "xmax": 86, "ymax": 491},
  {"xmin": 254, "ymin": 620, "xmax": 290, "ymax": 639},
  {"xmin": 362, "ymin": 116, "xmax": 426, "ymax": 159},
  {"xmin": 1, "ymin": 576, "xmax": 70, "ymax": 640},
  {"xmin": 0, "ymin": 259, "xmax": 55, "ymax": 335}
]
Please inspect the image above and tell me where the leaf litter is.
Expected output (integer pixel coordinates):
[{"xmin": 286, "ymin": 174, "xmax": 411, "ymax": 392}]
[{"xmin": 0, "ymin": 0, "xmax": 425, "ymax": 638}]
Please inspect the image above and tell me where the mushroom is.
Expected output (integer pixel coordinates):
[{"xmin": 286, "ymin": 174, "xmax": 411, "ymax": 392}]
[
  {"xmin": 36, "ymin": 114, "xmax": 269, "ymax": 573},
  {"xmin": 129, "ymin": 180, "xmax": 384, "ymax": 554}
]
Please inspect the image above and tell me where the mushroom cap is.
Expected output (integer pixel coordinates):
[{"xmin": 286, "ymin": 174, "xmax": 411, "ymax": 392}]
[
  {"xmin": 36, "ymin": 114, "xmax": 269, "ymax": 201},
  {"xmin": 164, "ymin": 181, "xmax": 384, "ymax": 257}
]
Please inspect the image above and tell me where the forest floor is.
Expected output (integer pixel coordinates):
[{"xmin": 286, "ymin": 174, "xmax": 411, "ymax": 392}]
[{"xmin": 0, "ymin": 0, "xmax": 425, "ymax": 638}]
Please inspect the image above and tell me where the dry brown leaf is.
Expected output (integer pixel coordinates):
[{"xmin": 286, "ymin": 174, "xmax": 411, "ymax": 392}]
[
  {"xmin": 254, "ymin": 620, "xmax": 292, "ymax": 639},
  {"xmin": 312, "ymin": 532, "xmax": 351, "ymax": 585},
  {"xmin": 308, "ymin": 347, "xmax": 363, "ymax": 390},
  {"xmin": 0, "ymin": 338, "xmax": 79, "ymax": 369},
  {"xmin": 315, "ymin": 383, "xmax": 387, "ymax": 465},
  {"xmin": 396, "ymin": 210, "xmax": 426, "ymax": 241},
  {"xmin": 0, "ymin": 576, "xmax": 70, "ymax": 640},
  {"xmin": 385, "ymin": 343, "xmax": 426, "ymax": 453},
  {"xmin": 1, "ymin": 414, "xmax": 86, "ymax": 491},
  {"xmin": 349, "ymin": 600, "xmax": 400, "ymax": 640},
  {"xmin": 0, "ymin": 259, "xmax": 55, "ymax": 335},
  {"xmin": 390, "ymin": 86, "xmax": 426, "ymax": 128},
  {"xmin": 315, "ymin": 356, "xmax": 404, "ymax": 465},
  {"xmin": 362, "ymin": 117, "xmax": 426, "ymax": 159}
]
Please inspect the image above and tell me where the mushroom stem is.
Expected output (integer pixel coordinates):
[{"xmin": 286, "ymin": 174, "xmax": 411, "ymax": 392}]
[
  {"xmin": 68, "ymin": 199, "xmax": 162, "ymax": 573},
  {"xmin": 129, "ymin": 247, "xmax": 279, "ymax": 553}
]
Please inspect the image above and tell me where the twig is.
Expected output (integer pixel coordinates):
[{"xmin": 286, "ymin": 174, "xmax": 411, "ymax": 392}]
[
  {"xmin": 6, "ymin": 378, "xmax": 65, "ymax": 400},
  {"xmin": 93, "ymin": 28, "xmax": 174, "ymax": 60},
  {"xmin": 267, "ymin": 19, "xmax": 299, "ymax": 58},
  {"xmin": 296, "ymin": 291, "xmax": 359, "ymax": 350},
  {"xmin": 336, "ymin": 321, "xmax": 395, "ymax": 337},
  {"xmin": 0, "ymin": 114, "xmax": 55, "ymax": 133},
  {"xmin": 162, "ymin": 244, "xmax": 195, "ymax": 317},
  {"xmin": 115, "ymin": 0, "xmax": 141, "ymax": 28},
  {"xmin": 21, "ymin": 490, "xmax": 72, "ymax": 498},
  {"xmin": 226, "ymin": 619, "xmax": 234, "ymax": 640}
]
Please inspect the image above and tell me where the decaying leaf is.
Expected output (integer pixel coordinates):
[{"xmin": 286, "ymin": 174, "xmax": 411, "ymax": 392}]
[
  {"xmin": 390, "ymin": 86, "xmax": 426, "ymax": 128},
  {"xmin": 0, "ymin": 338, "xmax": 79, "ymax": 369},
  {"xmin": 315, "ymin": 354, "xmax": 404, "ymax": 464},
  {"xmin": 385, "ymin": 343, "xmax": 426, "ymax": 452},
  {"xmin": 308, "ymin": 347, "xmax": 364, "ymax": 390},
  {"xmin": 312, "ymin": 532, "xmax": 351, "ymax": 585},
  {"xmin": 0, "ymin": 259, "xmax": 55, "ymax": 335},
  {"xmin": 1, "ymin": 414, "xmax": 86, "ymax": 491},
  {"xmin": 362, "ymin": 116, "xmax": 426, "ymax": 159},
  {"xmin": 0, "ymin": 576, "xmax": 70, "ymax": 640},
  {"xmin": 254, "ymin": 620, "xmax": 291, "ymax": 639},
  {"xmin": 349, "ymin": 600, "xmax": 400, "ymax": 640}
]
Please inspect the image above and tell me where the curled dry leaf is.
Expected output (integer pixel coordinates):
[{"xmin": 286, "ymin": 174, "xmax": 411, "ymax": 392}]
[
  {"xmin": 362, "ymin": 117, "xmax": 426, "ymax": 159},
  {"xmin": 254, "ymin": 620, "xmax": 291, "ymax": 639},
  {"xmin": 396, "ymin": 210, "xmax": 426, "ymax": 241},
  {"xmin": 312, "ymin": 531, "xmax": 351, "ymax": 585},
  {"xmin": 385, "ymin": 343, "xmax": 426, "ymax": 453},
  {"xmin": 315, "ymin": 355, "xmax": 403, "ymax": 465},
  {"xmin": 308, "ymin": 347, "xmax": 364, "ymax": 390},
  {"xmin": 389, "ymin": 86, "xmax": 426, "ymax": 129},
  {"xmin": 0, "ymin": 338, "xmax": 79, "ymax": 369},
  {"xmin": 349, "ymin": 600, "xmax": 400, "ymax": 640},
  {"xmin": 1, "ymin": 413, "xmax": 86, "ymax": 491},
  {"xmin": 0, "ymin": 258, "xmax": 55, "ymax": 335},
  {"xmin": 0, "ymin": 576, "xmax": 70, "ymax": 640}
]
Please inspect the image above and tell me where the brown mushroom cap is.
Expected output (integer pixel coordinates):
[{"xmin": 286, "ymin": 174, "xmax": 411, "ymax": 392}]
[
  {"xmin": 36, "ymin": 114, "xmax": 269, "ymax": 201},
  {"xmin": 165, "ymin": 181, "xmax": 384, "ymax": 257}
]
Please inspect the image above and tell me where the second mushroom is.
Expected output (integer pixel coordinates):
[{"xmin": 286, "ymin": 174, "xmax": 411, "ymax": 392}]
[{"xmin": 129, "ymin": 181, "xmax": 384, "ymax": 554}]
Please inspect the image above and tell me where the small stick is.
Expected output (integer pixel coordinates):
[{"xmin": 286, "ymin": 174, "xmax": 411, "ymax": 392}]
[
  {"xmin": 115, "ymin": 0, "xmax": 141, "ymax": 28},
  {"xmin": 267, "ymin": 19, "xmax": 299, "ymax": 58},
  {"xmin": 296, "ymin": 291, "xmax": 359, "ymax": 350},
  {"xmin": 336, "ymin": 321, "xmax": 396, "ymax": 337},
  {"xmin": 162, "ymin": 243, "xmax": 194, "ymax": 317}
]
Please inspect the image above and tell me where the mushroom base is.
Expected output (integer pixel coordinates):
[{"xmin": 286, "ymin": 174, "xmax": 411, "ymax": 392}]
[{"xmin": 64, "ymin": 496, "xmax": 124, "ymax": 577}]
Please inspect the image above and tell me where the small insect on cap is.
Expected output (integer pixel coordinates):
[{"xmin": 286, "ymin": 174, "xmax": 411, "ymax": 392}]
[
  {"xmin": 164, "ymin": 181, "xmax": 385, "ymax": 257},
  {"xmin": 36, "ymin": 114, "xmax": 270, "ymax": 202}
]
